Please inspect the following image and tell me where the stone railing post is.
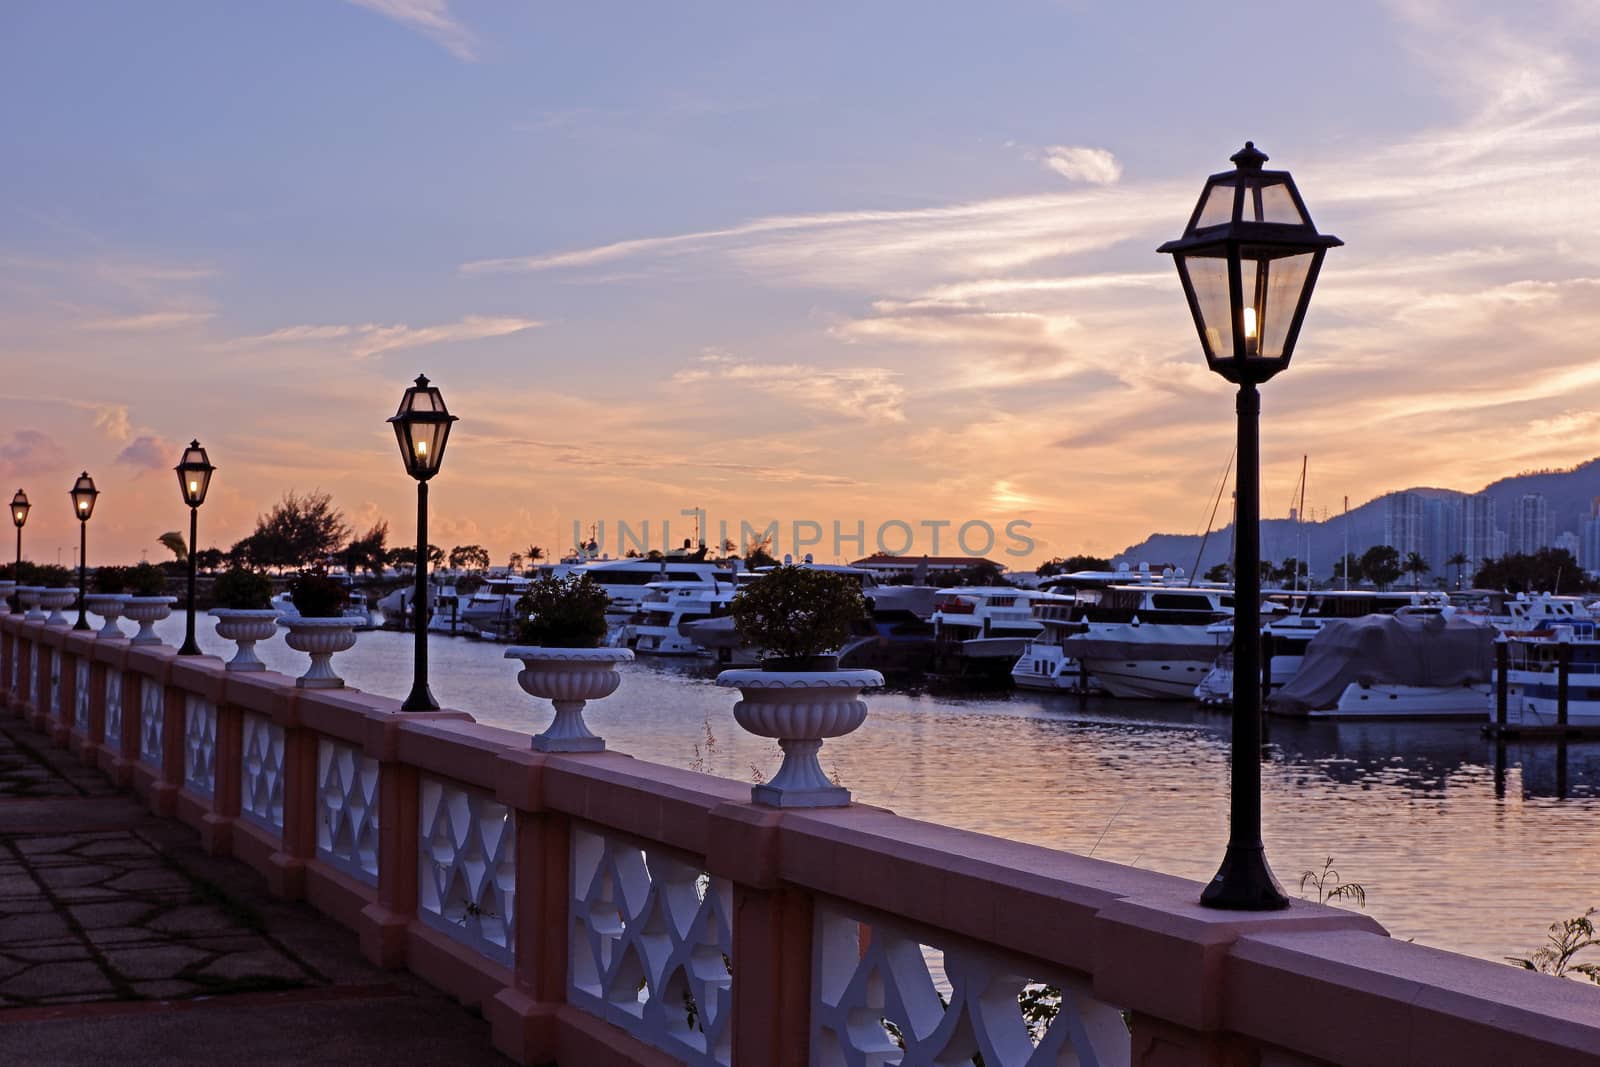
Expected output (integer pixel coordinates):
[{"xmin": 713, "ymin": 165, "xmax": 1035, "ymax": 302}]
[
  {"xmin": 53, "ymin": 641, "xmax": 78, "ymax": 746},
  {"xmin": 16, "ymin": 626, "xmax": 35, "ymax": 721},
  {"xmin": 80, "ymin": 656, "xmax": 106, "ymax": 767},
  {"xmin": 205, "ymin": 697, "xmax": 243, "ymax": 856},
  {"xmin": 153, "ymin": 666, "xmax": 184, "ymax": 815},
  {"xmin": 709, "ymin": 803, "xmax": 813, "ymax": 1067},
  {"xmin": 359, "ymin": 717, "xmax": 420, "ymax": 969},
  {"xmin": 486, "ymin": 751, "xmax": 567, "ymax": 1063},
  {"xmin": 269, "ymin": 704, "xmax": 316, "ymax": 900}
]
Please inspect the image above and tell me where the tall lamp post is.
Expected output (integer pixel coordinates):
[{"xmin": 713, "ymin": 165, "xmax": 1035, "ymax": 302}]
[
  {"xmin": 388, "ymin": 374, "xmax": 457, "ymax": 712},
  {"xmin": 175, "ymin": 441, "xmax": 215, "ymax": 656},
  {"xmin": 1158, "ymin": 142, "xmax": 1341, "ymax": 910},
  {"xmin": 69, "ymin": 473, "xmax": 99, "ymax": 632},
  {"xmin": 10, "ymin": 489, "xmax": 29, "ymax": 612}
]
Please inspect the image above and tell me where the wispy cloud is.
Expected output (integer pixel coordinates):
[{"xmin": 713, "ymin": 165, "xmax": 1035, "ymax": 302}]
[
  {"xmin": 347, "ymin": 0, "xmax": 478, "ymax": 61},
  {"xmin": 672, "ymin": 351, "xmax": 908, "ymax": 424},
  {"xmin": 1038, "ymin": 145, "xmax": 1123, "ymax": 185},
  {"xmin": 81, "ymin": 310, "xmax": 213, "ymax": 332},
  {"xmin": 93, "ymin": 405, "xmax": 131, "ymax": 443},
  {"xmin": 228, "ymin": 315, "xmax": 540, "ymax": 359}
]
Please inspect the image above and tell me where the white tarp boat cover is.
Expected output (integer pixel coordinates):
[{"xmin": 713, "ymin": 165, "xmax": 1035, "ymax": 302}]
[{"xmin": 1271, "ymin": 613, "xmax": 1496, "ymax": 715}]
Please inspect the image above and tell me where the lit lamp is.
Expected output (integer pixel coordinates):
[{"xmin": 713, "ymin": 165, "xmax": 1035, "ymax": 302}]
[
  {"xmin": 69, "ymin": 473, "xmax": 99, "ymax": 632},
  {"xmin": 11, "ymin": 489, "xmax": 29, "ymax": 612},
  {"xmin": 175, "ymin": 440, "xmax": 215, "ymax": 656},
  {"xmin": 1158, "ymin": 142, "xmax": 1340, "ymax": 910},
  {"xmin": 388, "ymin": 374, "xmax": 457, "ymax": 711}
]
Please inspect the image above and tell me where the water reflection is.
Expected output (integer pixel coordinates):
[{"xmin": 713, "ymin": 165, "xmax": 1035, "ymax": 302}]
[{"xmin": 130, "ymin": 614, "xmax": 1600, "ymax": 966}]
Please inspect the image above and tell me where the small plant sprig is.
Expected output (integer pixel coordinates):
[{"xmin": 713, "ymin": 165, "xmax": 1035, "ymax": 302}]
[
  {"xmin": 1299, "ymin": 857, "xmax": 1367, "ymax": 909},
  {"xmin": 1509, "ymin": 909, "xmax": 1600, "ymax": 983}
]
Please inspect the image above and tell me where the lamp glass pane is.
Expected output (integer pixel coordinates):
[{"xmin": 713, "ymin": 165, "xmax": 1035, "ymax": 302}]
[
  {"xmin": 1255, "ymin": 180, "xmax": 1306, "ymax": 225},
  {"xmin": 1239, "ymin": 257, "xmax": 1260, "ymax": 357},
  {"xmin": 1257, "ymin": 250, "xmax": 1315, "ymax": 359},
  {"xmin": 1182, "ymin": 254, "xmax": 1234, "ymax": 359},
  {"xmin": 1195, "ymin": 181, "xmax": 1236, "ymax": 228}
]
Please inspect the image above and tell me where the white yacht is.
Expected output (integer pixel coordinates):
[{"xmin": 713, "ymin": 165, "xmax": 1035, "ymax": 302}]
[
  {"xmin": 1010, "ymin": 594, "xmax": 1089, "ymax": 691},
  {"xmin": 271, "ymin": 588, "xmax": 379, "ymax": 630},
  {"xmin": 1057, "ymin": 583, "xmax": 1234, "ymax": 700},
  {"xmin": 1498, "ymin": 620, "xmax": 1600, "ymax": 726},
  {"xmin": 576, "ymin": 558, "xmax": 726, "ymax": 622},
  {"xmin": 459, "ymin": 575, "xmax": 533, "ymax": 638},
  {"xmin": 930, "ymin": 588, "xmax": 1049, "ymax": 682},
  {"xmin": 628, "ymin": 579, "xmax": 736, "ymax": 656}
]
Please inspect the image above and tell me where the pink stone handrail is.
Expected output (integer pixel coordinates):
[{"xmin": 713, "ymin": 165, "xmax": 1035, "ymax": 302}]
[{"xmin": 2, "ymin": 613, "xmax": 1597, "ymax": 1066}]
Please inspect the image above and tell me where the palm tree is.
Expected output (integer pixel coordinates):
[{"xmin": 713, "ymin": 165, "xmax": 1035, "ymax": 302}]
[
  {"xmin": 1403, "ymin": 551, "xmax": 1430, "ymax": 591},
  {"xmin": 157, "ymin": 531, "xmax": 188, "ymax": 563},
  {"xmin": 526, "ymin": 545, "xmax": 545, "ymax": 564},
  {"xmin": 1446, "ymin": 551, "xmax": 1470, "ymax": 590}
]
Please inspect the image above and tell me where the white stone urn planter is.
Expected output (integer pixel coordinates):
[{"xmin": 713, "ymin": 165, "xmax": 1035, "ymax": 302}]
[
  {"xmin": 212, "ymin": 609, "xmax": 280, "ymax": 671},
  {"xmin": 123, "ymin": 596, "xmax": 177, "ymax": 645},
  {"xmin": 17, "ymin": 586, "xmax": 45, "ymax": 622},
  {"xmin": 84, "ymin": 594, "xmax": 129, "ymax": 639},
  {"xmin": 40, "ymin": 587, "xmax": 76, "ymax": 627},
  {"xmin": 715, "ymin": 667, "xmax": 883, "ymax": 808},
  {"xmin": 280, "ymin": 617, "xmax": 358, "ymax": 688},
  {"xmin": 505, "ymin": 646, "xmax": 633, "ymax": 752},
  {"xmin": 0, "ymin": 580, "xmax": 14, "ymax": 616}
]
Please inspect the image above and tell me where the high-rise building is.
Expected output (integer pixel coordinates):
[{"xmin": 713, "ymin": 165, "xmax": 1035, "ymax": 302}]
[
  {"xmin": 1383, "ymin": 492, "xmax": 1424, "ymax": 558},
  {"xmin": 1580, "ymin": 499, "xmax": 1600, "ymax": 572},
  {"xmin": 1423, "ymin": 496, "xmax": 1461, "ymax": 576},
  {"xmin": 1509, "ymin": 494, "xmax": 1551, "ymax": 555},
  {"xmin": 1462, "ymin": 493, "xmax": 1496, "ymax": 565}
]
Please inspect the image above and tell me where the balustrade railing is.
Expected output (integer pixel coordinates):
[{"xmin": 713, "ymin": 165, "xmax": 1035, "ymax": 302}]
[{"xmin": 1, "ymin": 613, "xmax": 1596, "ymax": 1067}]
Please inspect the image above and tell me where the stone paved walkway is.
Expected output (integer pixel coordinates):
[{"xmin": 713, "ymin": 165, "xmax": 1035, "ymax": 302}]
[{"xmin": 0, "ymin": 718, "xmax": 516, "ymax": 1065}]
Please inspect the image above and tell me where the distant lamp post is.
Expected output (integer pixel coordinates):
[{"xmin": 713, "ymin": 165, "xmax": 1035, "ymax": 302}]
[
  {"xmin": 1158, "ymin": 142, "xmax": 1341, "ymax": 910},
  {"xmin": 388, "ymin": 374, "xmax": 457, "ymax": 711},
  {"xmin": 69, "ymin": 473, "xmax": 99, "ymax": 631},
  {"xmin": 175, "ymin": 440, "xmax": 215, "ymax": 656},
  {"xmin": 11, "ymin": 489, "xmax": 29, "ymax": 611}
]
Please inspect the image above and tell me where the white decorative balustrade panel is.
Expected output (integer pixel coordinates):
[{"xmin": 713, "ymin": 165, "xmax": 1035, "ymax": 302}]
[
  {"xmin": 239, "ymin": 712, "xmax": 285, "ymax": 833},
  {"xmin": 139, "ymin": 678, "xmax": 164, "ymax": 766},
  {"xmin": 104, "ymin": 669, "xmax": 123, "ymax": 749},
  {"xmin": 417, "ymin": 775, "xmax": 516, "ymax": 966},
  {"xmin": 48, "ymin": 651, "xmax": 61, "ymax": 718},
  {"xmin": 316, "ymin": 736, "xmax": 380, "ymax": 885},
  {"xmin": 183, "ymin": 694, "xmax": 217, "ymax": 797},
  {"xmin": 74, "ymin": 658, "xmax": 90, "ymax": 732},
  {"xmin": 29, "ymin": 644, "xmax": 40, "ymax": 708},
  {"xmin": 569, "ymin": 826, "xmax": 733, "ymax": 1067},
  {"xmin": 812, "ymin": 903, "xmax": 1131, "ymax": 1067}
]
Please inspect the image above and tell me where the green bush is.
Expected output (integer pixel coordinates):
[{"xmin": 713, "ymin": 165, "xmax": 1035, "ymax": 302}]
[
  {"xmin": 92, "ymin": 566, "xmax": 128, "ymax": 594},
  {"xmin": 729, "ymin": 565, "xmax": 865, "ymax": 662},
  {"xmin": 126, "ymin": 562, "xmax": 169, "ymax": 597},
  {"xmin": 214, "ymin": 568, "xmax": 274, "ymax": 610},
  {"xmin": 515, "ymin": 574, "xmax": 610, "ymax": 648},
  {"xmin": 289, "ymin": 567, "xmax": 348, "ymax": 618}
]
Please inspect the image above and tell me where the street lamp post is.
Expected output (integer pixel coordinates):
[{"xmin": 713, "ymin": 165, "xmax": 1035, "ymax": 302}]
[
  {"xmin": 175, "ymin": 441, "xmax": 215, "ymax": 656},
  {"xmin": 69, "ymin": 473, "xmax": 99, "ymax": 632},
  {"xmin": 10, "ymin": 490, "xmax": 29, "ymax": 612},
  {"xmin": 388, "ymin": 374, "xmax": 457, "ymax": 712},
  {"xmin": 1158, "ymin": 142, "xmax": 1341, "ymax": 910}
]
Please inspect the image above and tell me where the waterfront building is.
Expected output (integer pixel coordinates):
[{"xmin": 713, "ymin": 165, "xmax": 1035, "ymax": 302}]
[
  {"xmin": 1509, "ymin": 493, "xmax": 1551, "ymax": 555},
  {"xmin": 1424, "ymin": 496, "xmax": 1461, "ymax": 576},
  {"xmin": 849, "ymin": 553, "xmax": 1006, "ymax": 581},
  {"xmin": 1580, "ymin": 498, "xmax": 1600, "ymax": 572}
]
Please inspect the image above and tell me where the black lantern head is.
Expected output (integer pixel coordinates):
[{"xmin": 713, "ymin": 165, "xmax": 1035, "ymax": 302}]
[
  {"xmin": 1158, "ymin": 142, "xmax": 1342, "ymax": 385},
  {"xmin": 70, "ymin": 472, "xmax": 98, "ymax": 522},
  {"xmin": 10, "ymin": 489, "xmax": 28, "ymax": 529},
  {"xmin": 388, "ymin": 373, "xmax": 457, "ymax": 481},
  {"xmin": 176, "ymin": 439, "xmax": 215, "ymax": 507}
]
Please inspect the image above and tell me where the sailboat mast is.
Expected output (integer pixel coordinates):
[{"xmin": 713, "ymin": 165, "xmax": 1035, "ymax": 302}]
[{"xmin": 1343, "ymin": 494, "xmax": 1350, "ymax": 591}]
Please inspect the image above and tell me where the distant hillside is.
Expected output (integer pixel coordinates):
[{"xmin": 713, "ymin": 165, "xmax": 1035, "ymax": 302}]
[{"xmin": 1114, "ymin": 457, "xmax": 1600, "ymax": 578}]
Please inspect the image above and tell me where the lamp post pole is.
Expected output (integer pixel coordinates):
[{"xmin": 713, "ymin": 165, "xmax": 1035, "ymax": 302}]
[
  {"xmin": 402, "ymin": 480, "xmax": 435, "ymax": 710},
  {"xmin": 180, "ymin": 504, "xmax": 200, "ymax": 655},
  {"xmin": 75, "ymin": 520, "xmax": 88, "ymax": 630},
  {"xmin": 13, "ymin": 525, "xmax": 20, "ymax": 613}
]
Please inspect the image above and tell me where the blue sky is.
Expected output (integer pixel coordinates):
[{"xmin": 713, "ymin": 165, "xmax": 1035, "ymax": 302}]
[{"xmin": 3, "ymin": 1, "xmax": 1598, "ymax": 566}]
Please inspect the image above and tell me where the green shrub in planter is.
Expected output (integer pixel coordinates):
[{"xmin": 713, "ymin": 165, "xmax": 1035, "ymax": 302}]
[
  {"xmin": 729, "ymin": 565, "xmax": 866, "ymax": 668},
  {"xmin": 126, "ymin": 562, "xmax": 169, "ymax": 597},
  {"xmin": 214, "ymin": 568, "xmax": 274, "ymax": 610},
  {"xmin": 289, "ymin": 568, "xmax": 348, "ymax": 618},
  {"xmin": 515, "ymin": 574, "xmax": 610, "ymax": 648},
  {"xmin": 92, "ymin": 565, "xmax": 128, "ymax": 594}
]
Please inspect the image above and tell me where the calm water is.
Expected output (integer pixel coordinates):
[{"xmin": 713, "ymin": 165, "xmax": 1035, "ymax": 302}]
[{"xmin": 144, "ymin": 613, "xmax": 1600, "ymax": 965}]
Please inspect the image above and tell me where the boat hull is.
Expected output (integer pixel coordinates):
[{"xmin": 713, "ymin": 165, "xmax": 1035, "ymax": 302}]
[{"xmin": 1080, "ymin": 658, "xmax": 1215, "ymax": 700}]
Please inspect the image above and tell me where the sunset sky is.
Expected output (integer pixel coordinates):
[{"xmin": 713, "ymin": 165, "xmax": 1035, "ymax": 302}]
[{"xmin": 4, "ymin": 1, "xmax": 1600, "ymax": 568}]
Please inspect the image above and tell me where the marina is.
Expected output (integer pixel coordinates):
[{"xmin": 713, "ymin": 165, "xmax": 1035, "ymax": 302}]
[{"xmin": 124, "ymin": 608, "xmax": 1600, "ymax": 967}]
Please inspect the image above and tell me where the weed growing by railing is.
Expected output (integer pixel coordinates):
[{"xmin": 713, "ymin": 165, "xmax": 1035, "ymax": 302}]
[
  {"xmin": 1509, "ymin": 909, "xmax": 1600, "ymax": 983},
  {"xmin": 1299, "ymin": 857, "xmax": 1367, "ymax": 908}
]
